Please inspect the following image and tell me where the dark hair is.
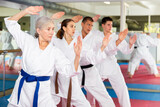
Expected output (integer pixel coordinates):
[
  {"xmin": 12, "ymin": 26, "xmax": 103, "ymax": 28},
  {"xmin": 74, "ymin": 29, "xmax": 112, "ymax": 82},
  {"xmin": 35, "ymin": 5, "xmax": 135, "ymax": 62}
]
[
  {"xmin": 82, "ymin": 16, "xmax": 94, "ymax": 24},
  {"xmin": 56, "ymin": 19, "xmax": 74, "ymax": 39},
  {"xmin": 35, "ymin": 32, "xmax": 39, "ymax": 38},
  {"xmin": 101, "ymin": 17, "xmax": 113, "ymax": 25}
]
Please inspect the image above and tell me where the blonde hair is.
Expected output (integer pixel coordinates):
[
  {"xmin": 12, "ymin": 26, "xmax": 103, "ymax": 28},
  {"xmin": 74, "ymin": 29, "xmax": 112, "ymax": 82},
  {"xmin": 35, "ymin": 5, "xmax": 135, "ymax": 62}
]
[{"xmin": 35, "ymin": 16, "xmax": 53, "ymax": 38}]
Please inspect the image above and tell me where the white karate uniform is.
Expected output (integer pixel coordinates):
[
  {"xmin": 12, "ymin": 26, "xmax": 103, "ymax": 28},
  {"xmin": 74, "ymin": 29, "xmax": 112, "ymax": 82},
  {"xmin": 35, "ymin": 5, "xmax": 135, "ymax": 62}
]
[
  {"xmin": 51, "ymin": 33, "xmax": 111, "ymax": 106},
  {"xmin": 5, "ymin": 17, "xmax": 77, "ymax": 107},
  {"xmin": 128, "ymin": 34, "xmax": 160, "ymax": 75},
  {"xmin": 95, "ymin": 32, "xmax": 133, "ymax": 107},
  {"xmin": 75, "ymin": 31, "xmax": 116, "ymax": 107},
  {"xmin": 51, "ymin": 37, "xmax": 91, "ymax": 107},
  {"xmin": 0, "ymin": 30, "xmax": 16, "ymax": 68}
]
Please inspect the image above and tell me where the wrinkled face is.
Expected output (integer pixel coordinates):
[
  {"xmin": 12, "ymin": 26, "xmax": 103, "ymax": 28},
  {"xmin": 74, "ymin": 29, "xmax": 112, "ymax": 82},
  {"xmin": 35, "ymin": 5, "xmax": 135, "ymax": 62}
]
[
  {"xmin": 63, "ymin": 21, "xmax": 75, "ymax": 37},
  {"xmin": 102, "ymin": 21, "xmax": 113, "ymax": 33},
  {"xmin": 82, "ymin": 20, "xmax": 93, "ymax": 35},
  {"xmin": 37, "ymin": 22, "xmax": 54, "ymax": 42}
]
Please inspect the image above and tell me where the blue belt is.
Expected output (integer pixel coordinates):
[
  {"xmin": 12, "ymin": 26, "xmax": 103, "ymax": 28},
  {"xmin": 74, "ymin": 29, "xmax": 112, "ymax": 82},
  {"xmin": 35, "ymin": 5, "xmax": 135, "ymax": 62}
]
[{"xmin": 17, "ymin": 69, "xmax": 50, "ymax": 107}]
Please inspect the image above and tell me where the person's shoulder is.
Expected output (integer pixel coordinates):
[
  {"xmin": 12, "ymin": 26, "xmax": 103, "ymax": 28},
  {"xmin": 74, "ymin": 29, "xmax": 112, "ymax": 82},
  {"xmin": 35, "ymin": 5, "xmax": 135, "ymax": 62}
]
[
  {"xmin": 91, "ymin": 30, "xmax": 103, "ymax": 37},
  {"xmin": 52, "ymin": 36, "xmax": 61, "ymax": 42},
  {"xmin": 139, "ymin": 34, "xmax": 149, "ymax": 39},
  {"xmin": 110, "ymin": 32, "xmax": 118, "ymax": 40},
  {"xmin": 19, "ymin": 32, "xmax": 35, "ymax": 44},
  {"xmin": 52, "ymin": 37, "xmax": 64, "ymax": 48},
  {"xmin": 51, "ymin": 45, "xmax": 64, "ymax": 57}
]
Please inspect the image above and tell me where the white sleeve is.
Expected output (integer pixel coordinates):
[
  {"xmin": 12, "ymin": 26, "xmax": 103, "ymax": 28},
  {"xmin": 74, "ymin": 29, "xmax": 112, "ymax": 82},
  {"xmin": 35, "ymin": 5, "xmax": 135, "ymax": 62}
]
[
  {"xmin": 94, "ymin": 33, "xmax": 118, "ymax": 56},
  {"xmin": 4, "ymin": 17, "xmax": 33, "ymax": 51},
  {"xmin": 81, "ymin": 48, "xmax": 107, "ymax": 65},
  {"xmin": 54, "ymin": 48, "xmax": 79, "ymax": 77},
  {"xmin": 80, "ymin": 31, "xmax": 120, "ymax": 65},
  {"xmin": 80, "ymin": 31, "xmax": 108, "ymax": 65},
  {"xmin": 104, "ymin": 39, "xmax": 118, "ymax": 56},
  {"xmin": 146, "ymin": 36, "xmax": 160, "ymax": 46},
  {"xmin": 116, "ymin": 40, "xmax": 134, "ymax": 54}
]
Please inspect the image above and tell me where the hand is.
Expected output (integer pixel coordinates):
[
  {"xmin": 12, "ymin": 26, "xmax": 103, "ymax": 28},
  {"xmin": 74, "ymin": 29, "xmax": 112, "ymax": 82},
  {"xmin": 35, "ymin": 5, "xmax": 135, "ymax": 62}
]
[
  {"xmin": 74, "ymin": 36, "xmax": 82, "ymax": 57},
  {"xmin": 102, "ymin": 33, "xmax": 111, "ymax": 48},
  {"xmin": 129, "ymin": 34, "xmax": 137, "ymax": 46},
  {"xmin": 51, "ymin": 11, "xmax": 65, "ymax": 20},
  {"xmin": 92, "ymin": 15, "xmax": 100, "ymax": 22},
  {"xmin": 101, "ymin": 33, "xmax": 112, "ymax": 51},
  {"xmin": 25, "ymin": 6, "xmax": 44, "ymax": 15},
  {"xmin": 157, "ymin": 33, "xmax": 160, "ymax": 39},
  {"xmin": 118, "ymin": 29, "xmax": 128, "ymax": 41},
  {"xmin": 72, "ymin": 15, "xmax": 83, "ymax": 23}
]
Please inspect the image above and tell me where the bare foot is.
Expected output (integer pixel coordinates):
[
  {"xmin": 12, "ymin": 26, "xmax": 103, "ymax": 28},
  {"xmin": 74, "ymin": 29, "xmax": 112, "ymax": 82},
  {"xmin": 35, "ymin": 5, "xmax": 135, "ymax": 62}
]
[
  {"xmin": 9, "ymin": 66, "xmax": 14, "ymax": 70},
  {"xmin": 127, "ymin": 72, "xmax": 130, "ymax": 75},
  {"xmin": 154, "ymin": 74, "xmax": 160, "ymax": 77},
  {"xmin": 6, "ymin": 65, "xmax": 9, "ymax": 68},
  {"xmin": 129, "ymin": 75, "xmax": 133, "ymax": 79},
  {"xmin": 128, "ymin": 72, "xmax": 133, "ymax": 78}
]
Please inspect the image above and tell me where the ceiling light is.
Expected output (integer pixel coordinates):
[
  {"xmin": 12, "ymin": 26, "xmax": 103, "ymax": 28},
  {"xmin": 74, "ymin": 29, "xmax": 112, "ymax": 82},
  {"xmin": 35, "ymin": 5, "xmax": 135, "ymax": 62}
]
[{"xmin": 104, "ymin": 1, "xmax": 110, "ymax": 5}]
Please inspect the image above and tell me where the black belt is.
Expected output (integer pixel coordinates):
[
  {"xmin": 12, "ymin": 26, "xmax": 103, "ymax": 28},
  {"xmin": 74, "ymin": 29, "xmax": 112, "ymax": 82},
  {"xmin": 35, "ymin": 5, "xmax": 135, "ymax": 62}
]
[
  {"xmin": 80, "ymin": 64, "xmax": 93, "ymax": 86},
  {"xmin": 134, "ymin": 46, "xmax": 148, "ymax": 49},
  {"xmin": 134, "ymin": 46, "xmax": 137, "ymax": 49}
]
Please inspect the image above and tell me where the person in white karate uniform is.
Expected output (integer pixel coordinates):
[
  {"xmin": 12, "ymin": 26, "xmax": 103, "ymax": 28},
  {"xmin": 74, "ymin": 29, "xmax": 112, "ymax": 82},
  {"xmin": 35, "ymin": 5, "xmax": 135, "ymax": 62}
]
[
  {"xmin": 0, "ymin": 29, "xmax": 16, "ymax": 70},
  {"xmin": 128, "ymin": 33, "xmax": 160, "ymax": 78},
  {"xmin": 51, "ymin": 17, "xmax": 112, "ymax": 106},
  {"xmin": 74, "ymin": 16, "xmax": 130, "ymax": 107},
  {"xmin": 87, "ymin": 17, "xmax": 137, "ymax": 107},
  {"xmin": 51, "ymin": 19, "xmax": 90, "ymax": 107},
  {"xmin": 5, "ymin": 6, "xmax": 82, "ymax": 107}
]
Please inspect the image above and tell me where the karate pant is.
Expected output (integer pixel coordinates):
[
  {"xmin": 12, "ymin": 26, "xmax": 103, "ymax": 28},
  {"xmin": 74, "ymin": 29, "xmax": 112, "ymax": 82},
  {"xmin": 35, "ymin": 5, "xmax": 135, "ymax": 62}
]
[
  {"xmin": 107, "ymin": 66, "xmax": 131, "ymax": 107},
  {"xmin": 128, "ymin": 51, "xmax": 159, "ymax": 75},
  {"xmin": 84, "ymin": 76, "xmax": 115, "ymax": 107},
  {"xmin": 61, "ymin": 96, "xmax": 90, "ymax": 107},
  {"xmin": 88, "ymin": 66, "xmax": 131, "ymax": 107},
  {"xmin": 54, "ymin": 75, "xmax": 91, "ymax": 107}
]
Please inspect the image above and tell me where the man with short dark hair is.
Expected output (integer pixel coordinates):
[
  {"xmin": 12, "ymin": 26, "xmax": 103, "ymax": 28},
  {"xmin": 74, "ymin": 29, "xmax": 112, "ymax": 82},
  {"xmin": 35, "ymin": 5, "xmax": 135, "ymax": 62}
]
[
  {"xmin": 95, "ymin": 16, "xmax": 136, "ymax": 107},
  {"xmin": 77, "ymin": 16, "xmax": 115, "ymax": 107},
  {"xmin": 75, "ymin": 16, "xmax": 131, "ymax": 107}
]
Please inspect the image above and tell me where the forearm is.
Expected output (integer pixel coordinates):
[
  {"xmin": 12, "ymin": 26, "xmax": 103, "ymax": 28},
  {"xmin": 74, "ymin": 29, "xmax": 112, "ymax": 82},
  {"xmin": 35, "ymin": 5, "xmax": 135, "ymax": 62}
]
[
  {"xmin": 129, "ymin": 43, "xmax": 133, "ymax": 49},
  {"xmin": 8, "ymin": 10, "xmax": 28, "ymax": 21},
  {"xmin": 117, "ymin": 40, "xmax": 133, "ymax": 54},
  {"xmin": 81, "ymin": 49, "xmax": 107, "ymax": 65},
  {"xmin": 101, "ymin": 45, "xmax": 106, "ymax": 52},
  {"xmin": 74, "ymin": 56, "xmax": 80, "ymax": 71},
  {"xmin": 116, "ymin": 39, "xmax": 122, "ymax": 46}
]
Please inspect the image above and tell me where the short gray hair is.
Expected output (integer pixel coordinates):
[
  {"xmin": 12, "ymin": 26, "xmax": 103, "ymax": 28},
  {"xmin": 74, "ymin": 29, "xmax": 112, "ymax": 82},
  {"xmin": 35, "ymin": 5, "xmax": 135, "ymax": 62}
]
[{"xmin": 35, "ymin": 16, "xmax": 53, "ymax": 38}]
